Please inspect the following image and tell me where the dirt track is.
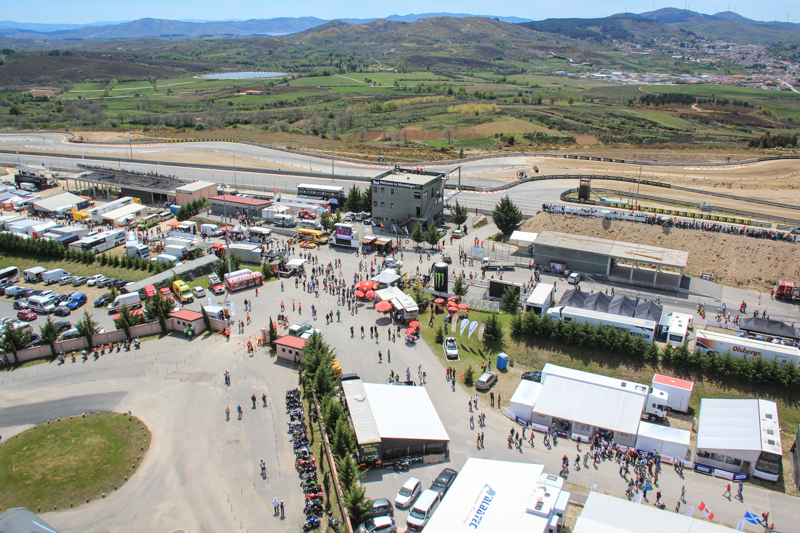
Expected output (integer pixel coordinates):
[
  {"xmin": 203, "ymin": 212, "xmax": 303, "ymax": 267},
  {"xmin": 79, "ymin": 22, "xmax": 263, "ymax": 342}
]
[{"xmin": 520, "ymin": 213, "xmax": 800, "ymax": 291}]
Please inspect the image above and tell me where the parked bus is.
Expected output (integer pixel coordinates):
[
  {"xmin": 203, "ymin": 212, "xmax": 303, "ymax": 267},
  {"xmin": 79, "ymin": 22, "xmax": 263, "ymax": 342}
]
[
  {"xmin": 136, "ymin": 213, "xmax": 162, "ymax": 229},
  {"xmin": 0, "ymin": 266, "xmax": 20, "ymax": 284},
  {"xmin": 295, "ymin": 228, "xmax": 328, "ymax": 245},
  {"xmin": 297, "ymin": 183, "xmax": 344, "ymax": 201},
  {"xmin": 70, "ymin": 229, "xmax": 127, "ymax": 254}
]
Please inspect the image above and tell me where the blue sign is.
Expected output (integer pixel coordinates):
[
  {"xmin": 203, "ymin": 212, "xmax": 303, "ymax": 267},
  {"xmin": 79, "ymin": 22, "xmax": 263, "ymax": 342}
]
[{"xmin": 694, "ymin": 464, "xmax": 713, "ymax": 474}]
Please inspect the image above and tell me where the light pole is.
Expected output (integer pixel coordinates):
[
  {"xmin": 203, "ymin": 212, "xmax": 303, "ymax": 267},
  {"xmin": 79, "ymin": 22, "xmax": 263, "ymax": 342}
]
[{"xmin": 634, "ymin": 140, "xmax": 645, "ymax": 208}]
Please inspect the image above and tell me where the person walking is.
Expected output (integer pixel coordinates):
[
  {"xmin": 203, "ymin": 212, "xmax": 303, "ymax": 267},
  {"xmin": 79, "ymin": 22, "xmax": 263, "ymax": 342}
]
[
  {"xmin": 735, "ymin": 481, "xmax": 743, "ymax": 500},
  {"xmin": 680, "ymin": 485, "xmax": 686, "ymax": 503},
  {"xmin": 722, "ymin": 482, "xmax": 731, "ymax": 499},
  {"xmin": 378, "ymin": 351, "xmax": 382, "ymax": 363},
  {"xmin": 387, "ymin": 349, "xmax": 391, "ymax": 363},
  {"xmin": 280, "ymin": 500, "xmax": 285, "ymax": 518},
  {"xmin": 490, "ymin": 391, "xmax": 494, "ymax": 407},
  {"xmin": 273, "ymin": 497, "xmax": 280, "ymax": 515},
  {"xmin": 655, "ymin": 491, "xmax": 662, "ymax": 506}
]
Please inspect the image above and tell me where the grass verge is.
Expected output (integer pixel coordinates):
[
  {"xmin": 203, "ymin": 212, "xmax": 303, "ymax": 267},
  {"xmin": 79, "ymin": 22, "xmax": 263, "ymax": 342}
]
[{"xmin": 0, "ymin": 412, "xmax": 151, "ymax": 511}]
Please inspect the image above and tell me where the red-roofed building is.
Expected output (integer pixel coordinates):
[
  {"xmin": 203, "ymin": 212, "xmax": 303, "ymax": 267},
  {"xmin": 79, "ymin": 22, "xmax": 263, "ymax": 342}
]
[
  {"xmin": 275, "ymin": 335, "xmax": 307, "ymax": 363},
  {"xmin": 169, "ymin": 309, "xmax": 206, "ymax": 337},
  {"xmin": 209, "ymin": 195, "xmax": 272, "ymax": 218}
]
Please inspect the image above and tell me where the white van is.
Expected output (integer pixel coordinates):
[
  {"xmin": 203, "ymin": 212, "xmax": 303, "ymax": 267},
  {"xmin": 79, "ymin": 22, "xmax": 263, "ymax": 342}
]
[
  {"xmin": 298, "ymin": 220, "xmax": 323, "ymax": 231},
  {"xmin": 272, "ymin": 214, "xmax": 296, "ymax": 228},
  {"xmin": 107, "ymin": 292, "xmax": 142, "ymax": 313},
  {"xmin": 406, "ymin": 489, "xmax": 440, "ymax": 531},
  {"xmin": 28, "ymin": 295, "xmax": 57, "ymax": 314},
  {"xmin": 155, "ymin": 254, "xmax": 181, "ymax": 266}
]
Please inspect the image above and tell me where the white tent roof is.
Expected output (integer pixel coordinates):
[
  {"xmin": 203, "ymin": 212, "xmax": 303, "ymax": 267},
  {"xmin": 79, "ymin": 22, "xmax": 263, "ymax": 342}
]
[
  {"xmin": 362, "ymin": 382, "xmax": 449, "ymax": 441},
  {"xmin": 423, "ymin": 459, "xmax": 554, "ymax": 533},
  {"xmin": 637, "ymin": 421, "xmax": 691, "ymax": 447},
  {"xmin": 533, "ymin": 374, "xmax": 645, "ymax": 435},
  {"xmin": 286, "ymin": 258, "xmax": 306, "ymax": 267},
  {"xmin": 342, "ymin": 379, "xmax": 381, "ymax": 446},
  {"xmin": 574, "ymin": 492, "xmax": 737, "ymax": 533},
  {"xmin": 375, "ymin": 286, "xmax": 405, "ymax": 301},
  {"xmin": 510, "ymin": 230, "xmax": 539, "ymax": 245},
  {"xmin": 696, "ymin": 398, "xmax": 780, "ymax": 454},
  {"xmin": 371, "ymin": 269, "xmax": 401, "ymax": 285},
  {"xmin": 32, "ymin": 192, "xmax": 86, "ymax": 213},
  {"xmin": 510, "ymin": 381, "xmax": 542, "ymax": 422}
]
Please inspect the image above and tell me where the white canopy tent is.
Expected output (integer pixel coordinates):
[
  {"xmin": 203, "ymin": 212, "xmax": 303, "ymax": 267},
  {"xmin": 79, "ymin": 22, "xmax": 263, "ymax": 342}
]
[
  {"xmin": 509, "ymin": 380, "xmax": 543, "ymax": 422},
  {"xmin": 371, "ymin": 269, "xmax": 401, "ymax": 286},
  {"xmin": 286, "ymin": 258, "xmax": 306, "ymax": 268},
  {"xmin": 635, "ymin": 422, "xmax": 690, "ymax": 461},
  {"xmin": 510, "ymin": 230, "xmax": 539, "ymax": 247},
  {"xmin": 375, "ymin": 286, "xmax": 405, "ymax": 301}
]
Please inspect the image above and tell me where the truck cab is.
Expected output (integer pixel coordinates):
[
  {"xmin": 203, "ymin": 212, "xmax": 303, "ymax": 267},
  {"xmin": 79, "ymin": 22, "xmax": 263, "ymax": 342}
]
[{"xmin": 641, "ymin": 389, "xmax": 669, "ymax": 422}]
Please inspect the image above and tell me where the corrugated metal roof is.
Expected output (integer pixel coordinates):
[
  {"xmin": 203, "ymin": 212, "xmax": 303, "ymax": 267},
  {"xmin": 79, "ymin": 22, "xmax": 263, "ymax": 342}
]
[{"xmin": 534, "ymin": 231, "xmax": 688, "ymax": 268}]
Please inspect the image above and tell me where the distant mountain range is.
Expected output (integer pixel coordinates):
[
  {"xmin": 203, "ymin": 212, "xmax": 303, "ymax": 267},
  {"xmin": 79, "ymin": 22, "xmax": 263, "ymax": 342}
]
[
  {"xmin": 0, "ymin": 10, "xmax": 798, "ymax": 45},
  {"xmin": 0, "ymin": 13, "xmax": 531, "ymax": 39}
]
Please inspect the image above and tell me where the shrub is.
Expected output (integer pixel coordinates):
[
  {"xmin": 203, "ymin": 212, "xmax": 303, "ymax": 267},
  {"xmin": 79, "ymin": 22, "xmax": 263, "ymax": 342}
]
[{"xmin": 463, "ymin": 366, "xmax": 475, "ymax": 386}]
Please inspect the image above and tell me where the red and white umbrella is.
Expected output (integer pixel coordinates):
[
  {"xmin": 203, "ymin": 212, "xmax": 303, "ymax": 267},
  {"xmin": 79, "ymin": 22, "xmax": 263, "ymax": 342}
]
[
  {"xmin": 365, "ymin": 290, "xmax": 376, "ymax": 300},
  {"xmin": 408, "ymin": 321, "xmax": 420, "ymax": 329},
  {"xmin": 375, "ymin": 301, "xmax": 393, "ymax": 312},
  {"xmin": 434, "ymin": 298, "xmax": 445, "ymax": 304},
  {"xmin": 354, "ymin": 290, "xmax": 365, "ymax": 298}
]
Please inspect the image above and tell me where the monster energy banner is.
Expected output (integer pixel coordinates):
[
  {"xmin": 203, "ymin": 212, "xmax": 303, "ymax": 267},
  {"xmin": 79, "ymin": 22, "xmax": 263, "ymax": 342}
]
[{"xmin": 433, "ymin": 262, "xmax": 449, "ymax": 293}]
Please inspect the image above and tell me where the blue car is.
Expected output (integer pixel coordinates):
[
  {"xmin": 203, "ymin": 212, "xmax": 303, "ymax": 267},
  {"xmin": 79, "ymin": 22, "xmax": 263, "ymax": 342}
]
[{"xmin": 67, "ymin": 293, "xmax": 87, "ymax": 310}]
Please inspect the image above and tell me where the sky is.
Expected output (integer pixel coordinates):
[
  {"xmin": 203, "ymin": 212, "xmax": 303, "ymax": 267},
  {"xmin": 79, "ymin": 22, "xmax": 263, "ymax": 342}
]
[{"xmin": 3, "ymin": 0, "xmax": 797, "ymax": 25}]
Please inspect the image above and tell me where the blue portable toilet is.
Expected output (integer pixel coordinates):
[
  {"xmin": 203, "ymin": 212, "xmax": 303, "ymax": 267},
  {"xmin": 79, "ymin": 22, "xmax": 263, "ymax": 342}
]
[{"xmin": 496, "ymin": 352, "xmax": 508, "ymax": 370}]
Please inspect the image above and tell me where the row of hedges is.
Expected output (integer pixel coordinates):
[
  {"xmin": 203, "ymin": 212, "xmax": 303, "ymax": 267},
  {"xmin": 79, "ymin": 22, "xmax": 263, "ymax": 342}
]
[
  {"xmin": 164, "ymin": 138, "xmax": 238, "ymax": 143},
  {"xmin": 301, "ymin": 333, "xmax": 372, "ymax": 527},
  {"xmin": 0, "ymin": 233, "xmax": 175, "ymax": 274},
  {"xmin": 510, "ymin": 311, "xmax": 800, "ymax": 390}
]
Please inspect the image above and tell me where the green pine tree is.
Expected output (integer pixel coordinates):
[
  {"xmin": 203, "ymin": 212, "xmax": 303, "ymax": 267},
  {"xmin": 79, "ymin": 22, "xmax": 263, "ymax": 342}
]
[
  {"xmin": 410, "ymin": 221, "xmax": 425, "ymax": 245},
  {"xmin": 492, "ymin": 195, "xmax": 524, "ymax": 235},
  {"xmin": 451, "ymin": 199, "xmax": 469, "ymax": 226}
]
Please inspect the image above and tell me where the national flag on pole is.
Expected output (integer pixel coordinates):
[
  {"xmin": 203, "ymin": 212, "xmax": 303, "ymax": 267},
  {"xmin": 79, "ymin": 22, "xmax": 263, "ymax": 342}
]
[
  {"xmin": 371, "ymin": 220, "xmax": 376, "ymax": 226},
  {"xmin": 698, "ymin": 502, "xmax": 714, "ymax": 521},
  {"xmin": 743, "ymin": 512, "xmax": 760, "ymax": 525},
  {"xmin": 404, "ymin": 226, "xmax": 409, "ymax": 236},
  {"xmin": 81, "ymin": 153, "xmax": 85, "ymax": 162},
  {"xmin": 391, "ymin": 224, "xmax": 397, "ymax": 235}
]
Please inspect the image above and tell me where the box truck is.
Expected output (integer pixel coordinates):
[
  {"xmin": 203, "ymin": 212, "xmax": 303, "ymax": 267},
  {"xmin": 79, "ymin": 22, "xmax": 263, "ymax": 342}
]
[
  {"xmin": 523, "ymin": 283, "xmax": 555, "ymax": 317},
  {"xmin": 42, "ymin": 268, "xmax": 70, "ymax": 285},
  {"xmin": 651, "ymin": 374, "xmax": 693, "ymax": 413},
  {"xmin": 23, "ymin": 266, "xmax": 48, "ymax": 282},
  {"xmin": 126, "ymin": 243, "xmax": 151, "ymax": 261},
  {"xmin": 164, "ymin": 244, "xmax": 189, "ymax": 259},
  {"xmin": 165, "ymin": 237, "xmax": 197, "ymax": 253},
  {"xmin": 694, "ymin": 329, "xmax": 800, "ymax": 367},
  {"xmin": 229, "ymin": 243, "xmax": 263, "ymax": 264}
]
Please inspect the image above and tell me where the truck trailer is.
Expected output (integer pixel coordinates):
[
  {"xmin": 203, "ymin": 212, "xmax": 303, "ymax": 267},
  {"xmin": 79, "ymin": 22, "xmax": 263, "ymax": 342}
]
[
  {"xmin": 694, "ymin": 329, "xmax": 800, "ymax": 367},
  {"xmin": 546, "ymin": 306, "xmax": 658, "ymax": 343},
  {"xmin": 651, "ymin": 374, "xmax": 693, "ymax": 413},
  {"xmin": 228, "ymin": 243, "xmax": 263, "ymax": 264}
]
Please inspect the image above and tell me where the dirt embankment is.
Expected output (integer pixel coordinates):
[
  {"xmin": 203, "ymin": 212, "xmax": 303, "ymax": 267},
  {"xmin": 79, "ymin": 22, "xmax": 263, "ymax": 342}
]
[{"xmin": 520, "ymin": 213, "xmax": 800, "ymax": 291}]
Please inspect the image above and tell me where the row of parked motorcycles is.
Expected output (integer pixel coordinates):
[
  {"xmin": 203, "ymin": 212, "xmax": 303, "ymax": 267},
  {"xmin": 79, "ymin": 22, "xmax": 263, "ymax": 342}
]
[
  {"xmin": 287, "ymin": 388, "xmax": 341, "ymax": 532},
  {"xmin": 57, "ymin": 338, "xmax": 140, "ymax": 364}
]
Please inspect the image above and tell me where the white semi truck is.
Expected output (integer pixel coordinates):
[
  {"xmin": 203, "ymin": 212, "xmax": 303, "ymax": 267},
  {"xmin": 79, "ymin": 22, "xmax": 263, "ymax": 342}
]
[
  {"xmin": 694, "ymin": 330, "xmax": 800, "ymax": 367},
  {"xmin": 546, "ymin": 306, "xmax": 658, "ymax": 343},
  {"xmin": 228, "ymin": 243, "xmax": 263, "ymax": 264},
  {"xmin": 541, "ymin": 364, "xmax": 668, "ymax": 422}
]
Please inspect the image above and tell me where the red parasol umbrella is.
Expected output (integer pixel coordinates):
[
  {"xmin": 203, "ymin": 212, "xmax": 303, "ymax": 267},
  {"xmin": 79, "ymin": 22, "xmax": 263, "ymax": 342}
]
[
  {"xmin": 354, "ymin": 290, "xmax": 365, "ymax": 298},
  {"xmin": 375, "ymin": 301, "xmax": 393, "ymax": 312},
  {"xmin": 448, "ymin": 296, "xmax": 459, "ymax": 301},
  {"xmin": 457, "ymin": 303, "xmax": 469, "ymax": 309},
  {"xmin": 359, "ymin": 281, "xmax": 374, "ymax": 290},
  {"xmin": 405, "ymin": 328, "xmax": 416, "ymax": 335},
  {"xmin": 365, "ymin": 290, "xmax": 376, "ymax": 299},
  {"xmin": 409, "ymin": 321, "xmax": 420, "ymax": 329},
  {"xmin": 434, "ymin": 298, "xmax": 445, "ymax": 304}
]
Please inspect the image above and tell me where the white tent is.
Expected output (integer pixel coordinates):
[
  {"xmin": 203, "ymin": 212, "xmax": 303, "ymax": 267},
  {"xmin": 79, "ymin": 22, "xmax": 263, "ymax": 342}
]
[
  {"xmin": 509, "ymin": 230, "xmax": 539, "ymax": 246},
  {"xmin": 636, "ymin": 422, "xmax": 691, "ymax": 461},
  {"xmin": 286, "ymin": 258, "xmax": 306, "ymax": 268},
  {"xmin": 371, "ymin": 269, "xmax": 401, "ymax": 286},
  {"xmin": 509, "ymin": 380, "xmax": 542, "ymax": 422},
  {"xmin": 375, "ymin": 286, "xmax": 405, "ymax": 301}
]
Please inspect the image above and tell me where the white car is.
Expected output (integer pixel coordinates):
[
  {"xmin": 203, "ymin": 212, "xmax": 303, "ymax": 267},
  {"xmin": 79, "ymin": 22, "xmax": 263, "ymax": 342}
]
[
  {"xmin": 87, "ymin": 275, "xmax": 107, "ymax": 287},
  {"xmin": 443, "ymin": 337, "xmax": 459, "ymax": 360},
  {"xmin": 395, "ymin": 477, "xmax": 422, "ymax": 509},
  {"xmin": 58, "ymin": 275, "xmax": 74, "ymax": 285},
  {"xmin": 192, "ymin": 286, "xmax": 206, "ymax": 298},
  {"xmin": 567, "ymin": 272, "xmax": 581, "ymax": 285}
]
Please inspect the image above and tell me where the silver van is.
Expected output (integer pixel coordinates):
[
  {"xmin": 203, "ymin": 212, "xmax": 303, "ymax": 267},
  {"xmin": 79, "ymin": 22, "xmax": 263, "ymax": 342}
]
[
  {"xmin": 406, "ymin": 489, "xmax": 440, "ymax": 531},
  {"xmin": 273, "ymin": 214, "xmax": 296, "ymax": 228}
]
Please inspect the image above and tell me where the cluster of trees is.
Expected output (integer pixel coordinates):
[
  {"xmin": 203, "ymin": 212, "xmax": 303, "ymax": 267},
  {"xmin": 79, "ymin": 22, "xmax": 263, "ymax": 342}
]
[
  {"xmin": 510, "ymin": 311, "xmax": 800, "ymax": 389},
  {"xmin": 0, "ymin": 310, "xmax": 101, "ymax": 363},
  {"xmin": 175, "ymin": 198, "xmax": 210, "ymax": 222},
  {"xmin": 300, "ymin": 333, "xmax": 373, "ymax": 526},
  {"xmin": 0, "ymin": 232, "xmax": 173, "ymax": 273},
  {"xmin": 409, "ymin": 222, "xmax": 442, "ymax": 248},
  {"xmin": 344, "ymin": 185, "xmax": 373, "ymax": 215},
  {"xmin": 638, "ymin": 92, "xmax": 697, "ymax": 107},
  {"xmin": 748, "ymin": 132, "xmax": 798, "ymax": 149}
]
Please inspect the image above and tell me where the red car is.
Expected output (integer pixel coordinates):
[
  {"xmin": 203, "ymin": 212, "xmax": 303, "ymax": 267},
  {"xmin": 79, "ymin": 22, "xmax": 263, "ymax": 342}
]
[
  {"xmin": 17, "ymin": 309, "xmax": 37, "ymax": 321},
  {"xmin": 160, "ymin": 287, "xmax": 174, "ymax": 301}
]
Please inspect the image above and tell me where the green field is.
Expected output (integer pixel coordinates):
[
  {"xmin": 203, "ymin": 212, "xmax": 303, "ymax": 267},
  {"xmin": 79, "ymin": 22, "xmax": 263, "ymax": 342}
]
[{"xmin": 0, "ymin": 413, "xmax": 151, "ymax": 511}]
